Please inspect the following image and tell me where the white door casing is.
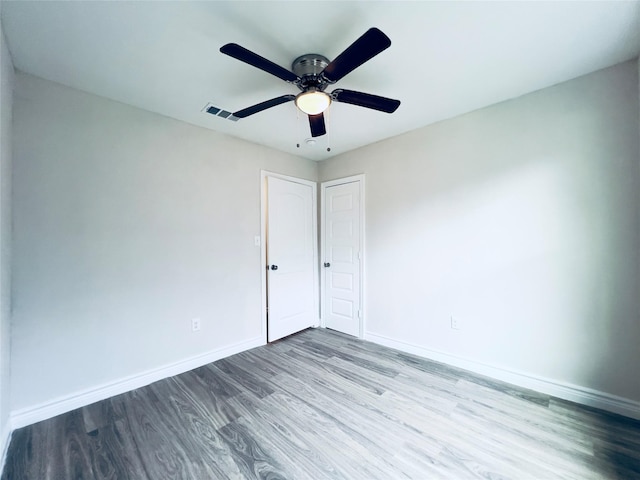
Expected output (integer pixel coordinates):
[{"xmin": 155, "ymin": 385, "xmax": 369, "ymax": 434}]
[
  {"xmin": 264, "ymin": 174, "xmax": 318, "ymax": 342},
  {"xmin": 321, "ymin": 176, "xmax": 364, "ymax": 337}
]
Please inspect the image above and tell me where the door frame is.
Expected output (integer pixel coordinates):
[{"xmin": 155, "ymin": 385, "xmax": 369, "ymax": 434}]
[
  {"xmin": 320, "ymin": 174, "xmax": 366, "ymax": 338},
  {"xmin": 260, "ymin": 170, "xmax": 319, "ymax": 343}
]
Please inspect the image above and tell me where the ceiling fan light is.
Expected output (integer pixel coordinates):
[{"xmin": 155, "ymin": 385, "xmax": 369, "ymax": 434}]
[{"xmin": 295, "ymin": 91, "xmax": 331, "ymax": 115}]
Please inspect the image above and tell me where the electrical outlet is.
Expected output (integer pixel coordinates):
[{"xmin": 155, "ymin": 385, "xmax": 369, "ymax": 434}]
[
  {"xmin": 192, "ymin": 318, "xmax": 201, "ymax": 332},
  {"xmin": 450, "ymin": 316, "xmax": 460, "ymax": 330}
]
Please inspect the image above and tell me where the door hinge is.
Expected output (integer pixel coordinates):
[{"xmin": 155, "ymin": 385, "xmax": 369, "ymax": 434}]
[{"xmin": 357, "ymin": 309, "xmax": 362, "ymax": 319}]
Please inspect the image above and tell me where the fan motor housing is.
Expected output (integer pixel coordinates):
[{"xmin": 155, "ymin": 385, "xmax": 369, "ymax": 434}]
[
  {"xmin": 292, "ymin": 54, "xmax": 330, "ymax": 91},
  {"xmin": 292, "ymin": 54, "xmax": 329, "ymax": 77}
]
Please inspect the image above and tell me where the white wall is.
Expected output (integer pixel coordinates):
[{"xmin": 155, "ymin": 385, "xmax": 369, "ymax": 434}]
[
  {"xmin": 0, "ymin": 10, "xmax": 14, "ymax": 455},
  {"xmin": 320, "ymin": 60, "xmax": 640, "ymax": 404},
  {"xmin": 11, "ymin": 73, "xmax": 316, "ymax": 413}
]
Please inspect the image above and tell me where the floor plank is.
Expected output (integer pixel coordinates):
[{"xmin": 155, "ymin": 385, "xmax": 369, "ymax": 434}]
[{"xmin": 3, "ymin": 327, "xmax": 640, "ymax": 479}]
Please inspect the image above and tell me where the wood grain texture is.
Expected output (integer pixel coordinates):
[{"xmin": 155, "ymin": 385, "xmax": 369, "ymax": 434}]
[{"xmin": 3, "ymin": 327, "xmax": 640, "ymax": 479}]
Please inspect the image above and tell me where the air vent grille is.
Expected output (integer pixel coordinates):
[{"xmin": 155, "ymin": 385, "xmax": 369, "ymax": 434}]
[{"xmin": 203, "ymin": 103, "xmax": 238, "ymax": 122}]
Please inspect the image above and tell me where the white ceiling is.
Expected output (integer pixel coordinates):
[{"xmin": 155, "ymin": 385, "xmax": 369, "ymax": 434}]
[{"xmin": 2, "ymin": 1, "xmax": 639, "ymax": 161}]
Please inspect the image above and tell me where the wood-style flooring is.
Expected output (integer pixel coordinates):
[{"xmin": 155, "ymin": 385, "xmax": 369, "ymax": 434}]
[{"xmin": 3, "ymin": 328, "xmax": 640, "ymax": 479}]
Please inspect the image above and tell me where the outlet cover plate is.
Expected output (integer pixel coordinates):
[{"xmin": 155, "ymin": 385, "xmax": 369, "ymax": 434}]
[{"xmin": 192, "ymin": 318, "xmax": 201, "ymax": 332}]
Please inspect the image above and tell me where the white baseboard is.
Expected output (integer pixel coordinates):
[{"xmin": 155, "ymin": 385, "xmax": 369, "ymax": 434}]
[
  {"xmin": 11, "ymin": 336, "xmax": 265, "ymax": 429},
  {"xmin": 0, "ymin": 421, "xmax": 11, "ymax": 475},
  {"xmin": 364, "ymin": 331, "xmax": 640, "ymax": 420}
]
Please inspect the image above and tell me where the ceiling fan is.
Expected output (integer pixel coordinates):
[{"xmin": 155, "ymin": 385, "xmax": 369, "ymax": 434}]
[{"xmin": 220, "ymin": 28, "xmax": 401, "ymax": 138}]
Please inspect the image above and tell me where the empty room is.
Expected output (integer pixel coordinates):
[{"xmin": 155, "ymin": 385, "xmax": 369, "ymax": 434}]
[{"xmin": 0, "ymin": 1, "xmax": 639, "ymax": 478}]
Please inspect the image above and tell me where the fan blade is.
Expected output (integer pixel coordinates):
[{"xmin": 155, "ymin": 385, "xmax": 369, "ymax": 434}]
[
  {"xmin": 220, "ymin": 43, "xmax": 299, "ymax": 83},
  {"xmin": 322, "ymin": 28, "xmax": 391, "ymax": 83},
  {"xmin": 332, "ymin": 89, "xmax": 400, "ymax": 113},
  {"xmin": 309, "ymin": 113, "xmax": 326, "ymax": 137},
  {"xmin": 233, "ymin": 95, "xmax": 296, "ymax": 118}
]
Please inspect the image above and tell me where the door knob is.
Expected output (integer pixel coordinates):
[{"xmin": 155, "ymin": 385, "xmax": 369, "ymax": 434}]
[
  {"xmin": 270, "ymin": 265, "xmax": 278, "ymax": 270},
  {"xmin": 324, "ymin": 262, "xmax": 331, "ymax": 268}
]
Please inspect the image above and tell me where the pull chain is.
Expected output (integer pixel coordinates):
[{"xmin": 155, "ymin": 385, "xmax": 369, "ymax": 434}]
[
  {"xmin": 295, "ymin": 105, "xmax": 302, "ymax": 148},
  {"xmin": 325, "ymin": 107, "xmax": 331, "ymax": 152}
]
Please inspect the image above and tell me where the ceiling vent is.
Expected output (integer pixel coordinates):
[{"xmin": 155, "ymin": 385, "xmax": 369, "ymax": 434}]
[{"xmin": 202, "ymin": 103, "xmax": 239, "ymax": 121}]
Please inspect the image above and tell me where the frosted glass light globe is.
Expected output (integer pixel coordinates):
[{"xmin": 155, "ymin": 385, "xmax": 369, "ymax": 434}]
[{"xmin": 295, "ymin": 91, "xmax": 331, "ymax": 115}]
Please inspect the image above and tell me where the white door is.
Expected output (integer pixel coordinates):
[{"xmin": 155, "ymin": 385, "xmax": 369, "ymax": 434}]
[
  {"xmin": 267, "ymin": 176, "xmax": 317, "ymax": 342},
  {"xmin": 322, "ymin": 179, "xmax": 362, "ymax": 337}
]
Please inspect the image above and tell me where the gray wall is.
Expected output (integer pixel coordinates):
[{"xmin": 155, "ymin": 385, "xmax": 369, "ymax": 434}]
[
  {"xmin": 11, "ymin": 74, "xmax": 316, "ymax": 411},
  {"xmin": 8, "ymin": 58, "xmax": 640, "ymax": 418},
  {"xmin": 0, "ymin": 12, "xmax": 14, "ymax": 452},
  {"xmin": 319, "ymin": 60, "xmax": 640, "ymax": 402}
]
